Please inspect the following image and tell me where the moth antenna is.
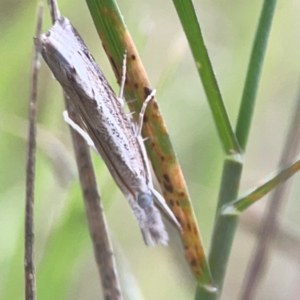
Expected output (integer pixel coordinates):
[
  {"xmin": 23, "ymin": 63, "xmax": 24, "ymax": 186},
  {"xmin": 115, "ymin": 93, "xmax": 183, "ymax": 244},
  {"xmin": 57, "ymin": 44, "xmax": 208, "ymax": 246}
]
[{"xmin": 48, "ymin": 0, "xmax": 60, "ymax": 23}]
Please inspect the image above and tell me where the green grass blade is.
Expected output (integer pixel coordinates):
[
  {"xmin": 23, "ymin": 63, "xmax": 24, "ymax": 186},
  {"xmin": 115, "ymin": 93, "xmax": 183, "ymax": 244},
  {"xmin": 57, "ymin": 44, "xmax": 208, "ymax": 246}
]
[
  {"xmin": 236, "ymin": 0, "xmax": 278, "ymax": 150},
  {"xmin": 223, "ymin": 155, "xmax": 300, "ymax": 214},
  {"xmin": 172, "ymin": 0, "xmax": 240, "ymax": 155}
]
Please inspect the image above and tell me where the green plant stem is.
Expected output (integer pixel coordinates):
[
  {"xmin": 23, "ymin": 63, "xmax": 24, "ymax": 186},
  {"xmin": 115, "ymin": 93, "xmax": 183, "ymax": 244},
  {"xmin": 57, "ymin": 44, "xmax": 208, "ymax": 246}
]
[
  {"xmin": 196, "ymin": 157, "xmax": 243, "ymax": 299},
  {"xmin": 172, "ymin": 0, "xmax": 240, "ymax": 155},
  {"xmin": 196, "ymin": 1, "xmax": 277, "ymax": 299},
  {"xmin": 236, "ymin": 0, "xmax": 277, "ymax": 151},
  {"xmin": 196, "ymin": 158, "xmax": 243, "ymax": 299},
  {"xmin": 195, "ymin": 287, "xmax": 217, "ymax": 300},
  {"xmin": 223, "ymin": 155, "xmax": 300, "ymax": 214}
]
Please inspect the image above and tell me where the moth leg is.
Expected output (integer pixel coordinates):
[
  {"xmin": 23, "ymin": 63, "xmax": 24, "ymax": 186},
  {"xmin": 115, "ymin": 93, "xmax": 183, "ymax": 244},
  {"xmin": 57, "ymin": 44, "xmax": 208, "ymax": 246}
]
[
  {"xmin": 116, "ymin": 51, "xmax": 127, "ymax": 106},
  {"xmin": 63, "ymin": 111, "xmax": 98, "ymax": 154},
  {"xmin": 135, "ymin": 133, "xmax": 182, "ymax": 231},
  {"xmin": 150, "ymin": 187, "xmax": 182, "ymax": 232},
  {"xmin": 136, "ymin": 89, "xmax": 156, "ymax": 137}
]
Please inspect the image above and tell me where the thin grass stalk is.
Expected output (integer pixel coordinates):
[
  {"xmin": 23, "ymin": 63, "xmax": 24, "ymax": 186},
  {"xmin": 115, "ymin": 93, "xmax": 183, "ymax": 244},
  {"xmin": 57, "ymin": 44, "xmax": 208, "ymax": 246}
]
[
  {"xmin": 239, "ymin": 87, "xmax": 300, "ymax": 300},
  {"xmin": 240, "ymin": 207, "xmax": 300, "ymax": 260},
  {"xmin": 24, "ymin": 5, "xmax": 43, "ymax": 300},
  {"xmin": 236, "ymin": 0, "xmax": 278, "ymax": 151}
]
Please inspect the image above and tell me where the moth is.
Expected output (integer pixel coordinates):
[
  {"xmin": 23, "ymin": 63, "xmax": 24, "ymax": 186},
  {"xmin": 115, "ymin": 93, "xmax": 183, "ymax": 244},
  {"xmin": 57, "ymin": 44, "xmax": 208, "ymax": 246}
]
[{"xmin": 40, "ymin": 16, "xmax": 180, "ymax": 246}]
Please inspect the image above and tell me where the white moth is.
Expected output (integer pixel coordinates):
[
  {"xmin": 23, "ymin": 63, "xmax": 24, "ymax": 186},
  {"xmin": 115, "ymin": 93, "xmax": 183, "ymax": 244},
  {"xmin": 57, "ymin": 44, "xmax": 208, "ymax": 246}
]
[{"xmin": 41, "ymin": 16, "xmax": 180, "ymax": 246}]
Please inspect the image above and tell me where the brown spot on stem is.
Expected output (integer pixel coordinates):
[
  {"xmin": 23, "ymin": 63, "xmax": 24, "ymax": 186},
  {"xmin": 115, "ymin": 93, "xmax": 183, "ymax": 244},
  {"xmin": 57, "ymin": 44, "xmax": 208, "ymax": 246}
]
[
  {"xmin": 173, "ymin": 206, "xmax": 186, "ymax": 228},
  {"xmin": 144, "ymin": 86, "xmax": 152, "ymax": 98},
  {"xmin": 163, "ymin": 174, "xmax": 170, "ymax": 182},
  {"xmin": 131, "ymin": 54, "xmax": 136, "ymax": 60},
  {"xmin": 134, "ymin": 83, "xmax": 138, "ymax": 89},
  {"xmin": 187, "ymin": 223, "xmax": 192, "ymax": 231},
  {"xmin": 185, "ymin": 248, "xmax": 199, "ymax": 271},
  {"xmin": 161, "ymin": 155, "xmax": 165, "ymax": 161},
  {"xmin": 179, "ymin": 192, "xmax": 185, "ymax": 197},
  {"xmin": 143, "ymin": 115, "xmax": 148, "ymax": 122},
  {"xmin": 163, "ymin": 182, "xmax": 174, "ymax": 193},
  {"xmin": 190, "ymin": 259, "xmax": 197, "ymax": 267},
  {"xmin": 176, "ymin": 200, "xmax": 180, "ymax": 206}
]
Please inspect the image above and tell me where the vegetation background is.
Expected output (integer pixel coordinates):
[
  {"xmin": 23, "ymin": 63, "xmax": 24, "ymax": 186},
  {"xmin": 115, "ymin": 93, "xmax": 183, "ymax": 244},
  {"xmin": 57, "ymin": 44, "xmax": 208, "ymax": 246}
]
[{"xmin": 0, "ymin": 0, "xmax": 300, "ymax": 299}]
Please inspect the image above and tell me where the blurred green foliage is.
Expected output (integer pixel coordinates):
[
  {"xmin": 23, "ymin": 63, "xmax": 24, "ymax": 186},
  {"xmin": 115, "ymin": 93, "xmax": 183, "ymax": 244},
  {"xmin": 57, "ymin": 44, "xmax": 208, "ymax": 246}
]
[{"xmin": 1, "ymin": 1, "xmax": 300, "ymax": 299}]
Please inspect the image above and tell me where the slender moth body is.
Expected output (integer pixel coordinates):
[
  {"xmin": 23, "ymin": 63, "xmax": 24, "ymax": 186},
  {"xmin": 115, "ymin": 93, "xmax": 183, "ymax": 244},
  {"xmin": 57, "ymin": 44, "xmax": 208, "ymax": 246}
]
[{"xmin": 41, "ymin": 17, "xmax": 179, "ymax": 246}]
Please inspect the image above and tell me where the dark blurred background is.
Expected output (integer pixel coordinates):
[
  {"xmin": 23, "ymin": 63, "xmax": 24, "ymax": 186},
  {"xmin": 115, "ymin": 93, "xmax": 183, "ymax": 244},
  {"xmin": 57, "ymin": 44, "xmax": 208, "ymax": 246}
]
[{"xmin": 0, "ymin": 1, "xmax": 300, "ymax": 299}]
